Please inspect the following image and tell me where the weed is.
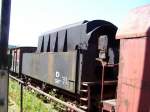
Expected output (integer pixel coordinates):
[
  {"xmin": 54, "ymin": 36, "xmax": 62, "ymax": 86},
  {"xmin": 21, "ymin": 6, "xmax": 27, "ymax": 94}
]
[{"xmin": 9, "ymin": 79, "xmax": 58, "ymax": 112}]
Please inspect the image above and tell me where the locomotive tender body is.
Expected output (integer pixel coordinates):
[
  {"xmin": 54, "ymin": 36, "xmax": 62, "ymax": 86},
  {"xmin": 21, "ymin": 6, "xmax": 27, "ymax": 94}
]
[
  {"xmin": 22, "ymin": 20, "xmax": 119, "ymax": 93},
  {"xmin": 22, "ymin": 51, "xmax": 77, "ymax": 92}
]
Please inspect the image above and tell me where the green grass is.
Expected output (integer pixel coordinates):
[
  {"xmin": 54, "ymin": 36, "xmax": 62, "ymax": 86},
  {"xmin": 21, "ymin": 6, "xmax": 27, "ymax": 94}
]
[{"xmin": 9, "ymin": 79, "xmax": 59, "ymax": 112}]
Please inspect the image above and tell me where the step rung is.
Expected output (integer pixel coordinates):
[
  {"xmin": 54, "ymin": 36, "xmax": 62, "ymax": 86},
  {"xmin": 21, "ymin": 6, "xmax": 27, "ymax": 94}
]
[
  {"xmin": 80, "ymin": 90, "xmax": 88, "ymax": 92},
  {"xmin": 81, "ymin": 82, "xmax": 100, "ymax": 87},
  {"xmin": 103, "ymin": 80, "xmax": 117, "ymax": 85},
  {"xmin": 80, "ymin": 105, "xmax": 88, "ymax": 110},
  {"xmin": 105, "ymin": 64, "xmax": 118, "ymax": 67},
  {"xmin": 102, "ymin": 99, "xmax": 116, "ymax": 106},
  {"xmin": 82, "ymin": 83, "xmax": 88, "ymax": 86},
  {"xmin": 80, "ymin": 98, "xmax": 88, "ymax": 101}
]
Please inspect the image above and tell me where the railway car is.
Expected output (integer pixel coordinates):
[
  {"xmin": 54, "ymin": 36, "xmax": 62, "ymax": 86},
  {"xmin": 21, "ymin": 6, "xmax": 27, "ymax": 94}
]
[
  {"xmin": 99, "ymin": 4, "xmax": 150, "ymax": 112},
  {"xmin": 9, "ymin": 47, "xmax": 36, "ymax": 77},
  {"xmin": 20, "ymin": 20, "xmax": 119, "ymax": 111}
]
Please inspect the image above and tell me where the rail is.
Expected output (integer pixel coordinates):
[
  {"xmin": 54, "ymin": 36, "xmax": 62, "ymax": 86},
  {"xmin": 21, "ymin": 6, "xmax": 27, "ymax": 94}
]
[{"xmin": 9, "ymin": 74, "xmax": 85, "ymax": 112}]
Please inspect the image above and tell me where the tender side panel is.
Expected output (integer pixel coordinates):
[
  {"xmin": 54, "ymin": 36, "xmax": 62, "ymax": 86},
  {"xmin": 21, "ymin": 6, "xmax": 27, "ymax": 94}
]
[{"xmin": 22, "ymin": 51, "xmax": 77, "ymax": 93}]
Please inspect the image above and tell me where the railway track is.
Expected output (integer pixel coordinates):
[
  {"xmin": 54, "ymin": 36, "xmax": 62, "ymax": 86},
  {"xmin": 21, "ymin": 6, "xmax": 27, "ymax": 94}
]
[{"xmin": 9, "ymin": 74, "xmax": 85, "ymax": 112}]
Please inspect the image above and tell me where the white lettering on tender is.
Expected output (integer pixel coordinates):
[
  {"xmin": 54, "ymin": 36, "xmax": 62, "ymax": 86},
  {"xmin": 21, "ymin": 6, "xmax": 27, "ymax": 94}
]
[{"xmin": 56, "ymin": 71, "xmax": 60, "ymax": 78}]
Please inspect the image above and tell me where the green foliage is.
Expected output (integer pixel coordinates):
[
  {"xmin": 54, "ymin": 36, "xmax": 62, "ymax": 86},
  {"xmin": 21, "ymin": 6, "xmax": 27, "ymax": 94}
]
[
  {"xmin": 9, "ymin": 79, "xmax": 59, "ymax": 112},
  {"xmin": 48, "ymin": 91, "xmax": 66, "ymax": 111}
]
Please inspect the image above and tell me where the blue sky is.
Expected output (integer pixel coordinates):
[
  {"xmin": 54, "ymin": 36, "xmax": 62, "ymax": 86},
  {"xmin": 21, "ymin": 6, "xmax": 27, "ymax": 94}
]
[{"xmin": 9, "ymin": 0, "xmax": 150, "ymax": 46}]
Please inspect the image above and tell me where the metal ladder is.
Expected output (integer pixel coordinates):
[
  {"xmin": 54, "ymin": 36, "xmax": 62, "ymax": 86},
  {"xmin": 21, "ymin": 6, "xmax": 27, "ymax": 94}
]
[
  {"xmin": 79, "ymin": 82, "xmax": 90, "ymax": 111},
  {"xmin": 79, "ymin": 82, "xmax": 99, "ymax": 112},
  {"xmin": 96, "ymin": 58, "xmax": 118, "ymax": 112}
]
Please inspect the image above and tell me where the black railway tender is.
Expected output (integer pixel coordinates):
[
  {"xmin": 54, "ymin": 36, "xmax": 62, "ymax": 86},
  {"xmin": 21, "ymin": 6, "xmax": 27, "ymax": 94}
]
[{"xmin": 10, "ymin": 20, "xmax": 119, "ymax": 111}]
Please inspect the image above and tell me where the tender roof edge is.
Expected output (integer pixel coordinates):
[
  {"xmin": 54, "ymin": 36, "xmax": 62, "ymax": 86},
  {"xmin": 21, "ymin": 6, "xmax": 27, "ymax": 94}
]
[
  {"xmin": 40, "ymin": 20, "xmax": 88, "ymax": 36},
  {"xmin": 116, "ymin": 4, "xmax": 150, "ymax": 39}
]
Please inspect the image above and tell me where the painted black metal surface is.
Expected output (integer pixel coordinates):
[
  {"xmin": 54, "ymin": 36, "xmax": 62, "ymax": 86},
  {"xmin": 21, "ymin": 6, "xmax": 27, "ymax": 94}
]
[{"xmin": 0, "ymin": 0, "xmax": 11, "ymax": 68}]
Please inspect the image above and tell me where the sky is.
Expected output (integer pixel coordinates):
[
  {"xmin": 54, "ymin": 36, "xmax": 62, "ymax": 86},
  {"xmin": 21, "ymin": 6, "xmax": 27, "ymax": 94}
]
[{"xmin": 8, "ymin": 0, "xmax": 150, "ymax": 46}]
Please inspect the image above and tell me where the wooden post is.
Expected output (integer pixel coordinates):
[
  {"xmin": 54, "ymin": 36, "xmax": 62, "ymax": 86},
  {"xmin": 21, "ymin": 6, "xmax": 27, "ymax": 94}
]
[
  {"xmin": 0, "ymin": 70, "xmax": 9, "ymax": 112},
  {"xmin": 0, "ymin": 0, "xmax": 11, "ymax": 112}
]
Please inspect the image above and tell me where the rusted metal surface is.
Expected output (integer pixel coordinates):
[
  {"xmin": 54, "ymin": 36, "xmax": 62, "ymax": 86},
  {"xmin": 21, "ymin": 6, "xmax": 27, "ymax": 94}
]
[
  {"xmin": 116, "ymin": 5, "xmax": 150, "ymax": 112},
  {"xmin": 116, "ymin": 4, "xmax": 150, "ymax": 39},
  {"xmin": 22, "ymin": 51, "xmax": 77, "ymax": 93},
  {"xmin": 9, "ymin": 74, "xmax": 85, "ymax": 112}
]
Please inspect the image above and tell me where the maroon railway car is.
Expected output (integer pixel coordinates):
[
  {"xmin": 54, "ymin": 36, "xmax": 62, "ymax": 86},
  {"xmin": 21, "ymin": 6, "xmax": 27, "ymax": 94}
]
[
  {"xmin": 116, "ymin": 4, "xmax": 150, "ymax": 112},
  {"xmin": 101, "ymin": 4, "xmax": 150, "ymax": 112}
]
